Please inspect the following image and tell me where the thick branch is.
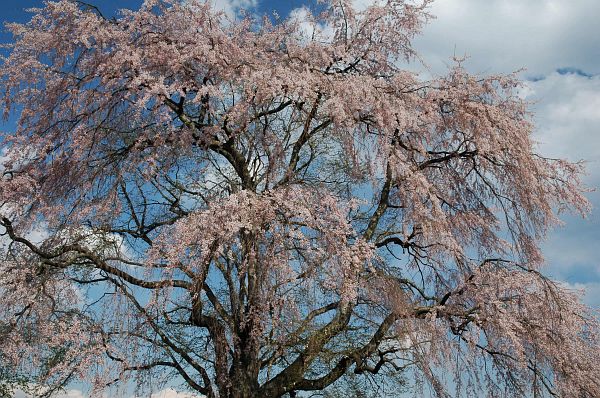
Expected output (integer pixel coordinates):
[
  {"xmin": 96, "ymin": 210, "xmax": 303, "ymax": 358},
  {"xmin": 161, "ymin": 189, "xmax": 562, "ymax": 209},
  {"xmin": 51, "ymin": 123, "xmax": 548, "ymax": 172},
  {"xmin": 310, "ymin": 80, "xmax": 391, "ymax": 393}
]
[
  {"xmin": 363, "ymin": 162, "xmax": 393, "ymax": 241},
  {"xmin": 259, "ymin": 303, "xmax": 353, "ymax": 397},
  {"xmin": 292, "ymin": 312, "xmax": 400, "ymax": 391}
]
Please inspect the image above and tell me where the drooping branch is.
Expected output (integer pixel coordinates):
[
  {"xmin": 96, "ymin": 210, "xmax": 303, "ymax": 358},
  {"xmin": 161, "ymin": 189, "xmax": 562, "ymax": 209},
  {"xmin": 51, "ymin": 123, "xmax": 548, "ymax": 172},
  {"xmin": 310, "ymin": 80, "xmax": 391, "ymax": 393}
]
[
  {"xmin": 0, "ymin": 1, "xmax": 597, "ymax": 397},
  {"xmin": 0, "ymin": 217, "xmax": 191, "ymax": 290},
  {"xmin": 106, "ymin": 276, "xmax": 214, "ymax": 396}
]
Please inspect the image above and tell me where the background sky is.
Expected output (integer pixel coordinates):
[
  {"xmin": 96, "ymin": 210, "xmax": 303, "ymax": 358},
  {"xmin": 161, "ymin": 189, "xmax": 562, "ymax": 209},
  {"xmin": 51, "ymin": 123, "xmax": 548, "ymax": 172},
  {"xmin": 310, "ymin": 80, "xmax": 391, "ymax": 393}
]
[{"xmin": 2, "ymin": 0, "xmax": 599, "ymax": 397}]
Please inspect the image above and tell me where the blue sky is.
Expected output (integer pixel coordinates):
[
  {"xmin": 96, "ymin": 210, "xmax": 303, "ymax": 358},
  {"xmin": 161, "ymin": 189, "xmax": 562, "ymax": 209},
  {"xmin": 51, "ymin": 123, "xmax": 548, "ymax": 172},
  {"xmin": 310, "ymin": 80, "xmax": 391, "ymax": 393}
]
[{"xmin": 2, "ymin": 0, "xmax": 599, "ymax": 397}]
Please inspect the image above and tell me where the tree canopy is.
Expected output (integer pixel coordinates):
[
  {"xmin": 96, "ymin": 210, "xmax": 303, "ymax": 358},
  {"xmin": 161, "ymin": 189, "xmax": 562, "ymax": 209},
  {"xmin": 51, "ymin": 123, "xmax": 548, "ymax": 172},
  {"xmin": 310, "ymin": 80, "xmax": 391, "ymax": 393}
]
[{"xmin": 0, "ymin": 1, "xmax": 598, "ymax": 397}]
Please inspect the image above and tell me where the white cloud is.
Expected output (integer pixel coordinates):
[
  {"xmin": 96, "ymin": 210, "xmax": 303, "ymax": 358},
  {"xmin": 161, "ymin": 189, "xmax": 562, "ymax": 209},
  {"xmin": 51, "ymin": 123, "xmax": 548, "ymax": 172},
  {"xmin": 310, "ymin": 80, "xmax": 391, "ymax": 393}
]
[
  {"xmin": 521, "ymin": 72, "xmax": 600, "ymax": 302},
  {"xmin": 211, "ymin": 0, "xmax": 257, "ymax": 17},
  {"xmin": 11, "ymin": 390, "xmax": 28, "ymax": 398},
  {"xmin": 411, "ymin": 0, "xmax": 600, "ymax": 75},
  {"xmin": 55, "ymin": 226, "xmax": 135, "ymax": 260},
  {"xmin": 181, "ymin": 0, "xmax": 256, "ymax": 19},
  {"xmin": 288, "ymin": 6, "xmax": 335, "ymax": 43},
  {"xmin": 351, "ymin": 0, "xmax": 384, "ymax": 11},
  {"xmin": 149, "ymin": 387, "xmax": 203, "ymax": 398},
  {"xmin": 524, "ymin": 72, "xmax": 600, "ymax": 181},
  {"xmin": 412, "ymin": 0, "xmax": 600, "ymax": 75},
  {"xmin": 58, "ymin": 390, "xmax": 86, "ymax": 398},
  {"xmin": 559, "ymin": 281, "xmax": 600, "ymax": 308}
]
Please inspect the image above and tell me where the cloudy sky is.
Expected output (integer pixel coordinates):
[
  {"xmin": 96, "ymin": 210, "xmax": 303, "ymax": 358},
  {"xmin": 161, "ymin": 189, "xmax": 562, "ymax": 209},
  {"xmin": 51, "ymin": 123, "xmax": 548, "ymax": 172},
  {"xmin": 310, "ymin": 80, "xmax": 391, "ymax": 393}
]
[
  {"xmin": 407, "ymin": 0, "xmax": 600, "ymax": 309},
  {"xmin": 2, "ymin": 0, "xmax": 599, "ymax": 396}
]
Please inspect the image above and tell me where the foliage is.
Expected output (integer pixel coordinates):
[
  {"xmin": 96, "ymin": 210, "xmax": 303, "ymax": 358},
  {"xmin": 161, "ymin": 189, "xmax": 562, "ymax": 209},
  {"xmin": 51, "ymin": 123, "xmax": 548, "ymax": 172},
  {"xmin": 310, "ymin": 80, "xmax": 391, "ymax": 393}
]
[{"xmin": 0, "ymin": 0, "xmax": 598, "ymax": 397}]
